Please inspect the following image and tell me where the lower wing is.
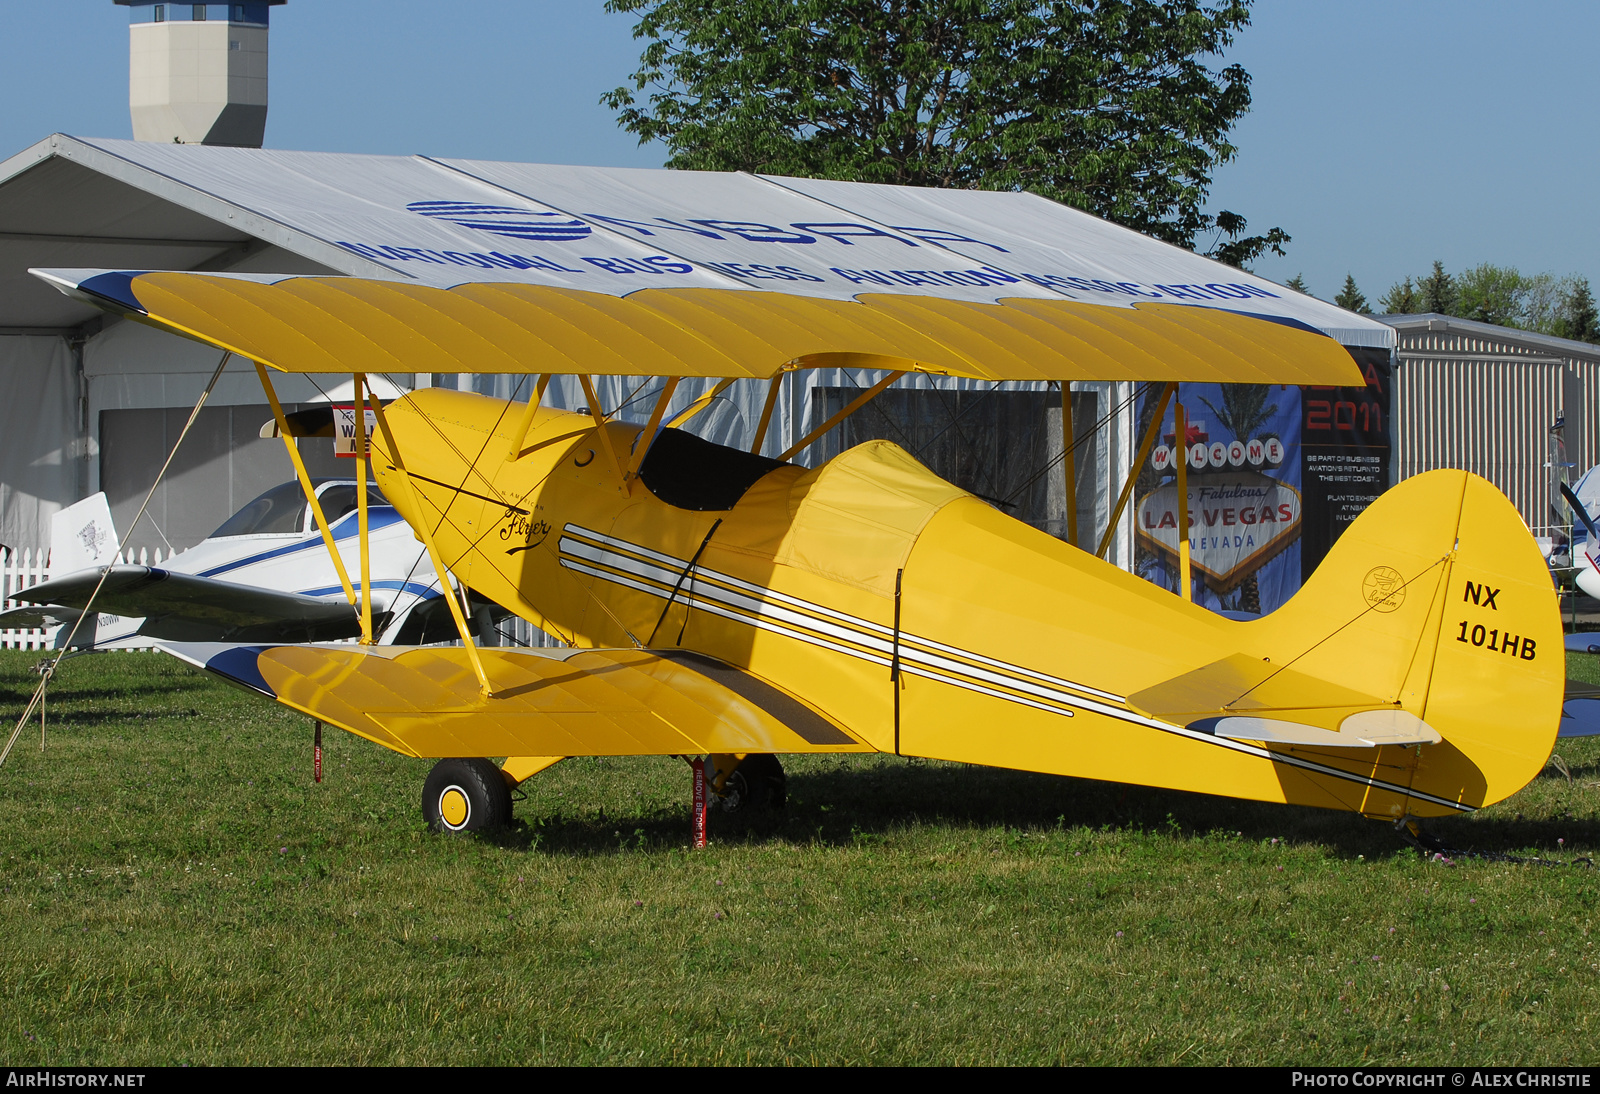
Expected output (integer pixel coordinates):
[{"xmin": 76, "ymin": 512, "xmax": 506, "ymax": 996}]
[{"xmin": 160, "ymin": 642, "xmax": 873, "ymax": 758}]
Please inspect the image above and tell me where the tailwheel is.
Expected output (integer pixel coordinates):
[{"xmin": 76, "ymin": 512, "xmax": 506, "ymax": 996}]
[
  {"xmin": 714, "ymin": 753, "xmax": 787, "ymax": 813},
  {"xmin": 423, "ymin": 757, "xmax": 513, "ymax": 833}
]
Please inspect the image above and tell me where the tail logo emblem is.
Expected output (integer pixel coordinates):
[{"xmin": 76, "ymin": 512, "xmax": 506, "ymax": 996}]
[{"xmin": 1362, "ymin": 566, "xmax": 1406, "ymax": 613}]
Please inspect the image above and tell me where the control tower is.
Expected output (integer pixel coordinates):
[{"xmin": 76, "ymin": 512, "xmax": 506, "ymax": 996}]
[{"xmin": 114, "ymin": 2, "xmax": 286, "ymax": 147}]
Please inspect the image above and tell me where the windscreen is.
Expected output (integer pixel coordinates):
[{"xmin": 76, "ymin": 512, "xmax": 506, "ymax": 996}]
[
  {"xmin": 209, "ymin": 481, "xmax": 310, "ymax": 537},
  {"xmin": 311, "ymin": 483, "xmax": 390, "ymax": 531},
  {"xmin": 210, "ymin": 481, "xmax": 392, "ymax": 538}
]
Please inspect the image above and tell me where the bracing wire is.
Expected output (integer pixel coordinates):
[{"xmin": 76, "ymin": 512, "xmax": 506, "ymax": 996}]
[
  {"xmin": 0, "ymin": 350, "xmax": 234, "ymax": 771},
  {"xmin": 999, "ymin": 381, "xmax": 1153, "ymax": 508}
]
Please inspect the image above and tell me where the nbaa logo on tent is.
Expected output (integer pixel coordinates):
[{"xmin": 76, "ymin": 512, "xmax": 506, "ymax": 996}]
[{"xmin": 405, "ymin": 201, "xmax": 592, "ymax": 242}]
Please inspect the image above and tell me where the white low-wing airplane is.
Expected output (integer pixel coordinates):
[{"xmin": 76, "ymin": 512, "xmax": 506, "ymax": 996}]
[
  {"xmin": 1555, "ymin": 472, "xmax": 1600, "ymax": 737},
  {"xmin": 0, "ymin": 481, "xmax": 494, "ymax": 649},
  {"xmin": 1562, "ymin": 469, "xmax": 1600, "ymax": 603}
]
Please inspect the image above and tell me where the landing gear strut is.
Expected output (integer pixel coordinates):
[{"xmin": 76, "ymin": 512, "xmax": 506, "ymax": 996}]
[{"xmin": 422, "ymin": 757, "xmax": 513, "ymax": 833}]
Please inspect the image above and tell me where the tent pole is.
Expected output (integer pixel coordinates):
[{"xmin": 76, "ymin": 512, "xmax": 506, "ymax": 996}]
[
  {"xmin": 1174, "ymin": 397, "xmax": 1193, "ymax": 602},
  {"xmin": 777, "ymin": 370, "xmax": 905, "ymax": 463},
  {"xmin": 1062, "ymin": 383, "xmax": 1078, "ymax": 548},
  {"xmin": 750, "ymin": 373, "xmax": 785, "ymax": 455},
  {"xmin": 364, "ymin": 389, "xmax": 494, "ymax": 698},
  {"xmin": 353, "ymin": 372, "xmax": 374, "ymax": 643},
  {"xmin": 255, "ymin": 361, "xmax": 359, "ymax": 610},
  {"xmin": 1097, "ymin": 382, "xmax": 1175, "ymax": 561}
]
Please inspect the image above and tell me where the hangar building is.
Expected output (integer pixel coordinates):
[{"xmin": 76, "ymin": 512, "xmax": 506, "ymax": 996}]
[{"xmin": 1381, "ymin": 312, "xmax": 1600, "ymax": 544}]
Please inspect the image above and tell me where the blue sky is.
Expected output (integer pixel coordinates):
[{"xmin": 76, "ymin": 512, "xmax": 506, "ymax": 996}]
[{"xmin": 2, "ymin": 1, "xmax": 1593, "ymax": 305}]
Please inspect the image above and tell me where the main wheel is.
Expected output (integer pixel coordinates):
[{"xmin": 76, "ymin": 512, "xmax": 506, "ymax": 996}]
[
  {"xmin": 719, "ymin": 754, "xmax": 787, "ymax": 813},
  {"xmin": 422, "ymin": 758, "xmax": 513, "ymax": 833}
]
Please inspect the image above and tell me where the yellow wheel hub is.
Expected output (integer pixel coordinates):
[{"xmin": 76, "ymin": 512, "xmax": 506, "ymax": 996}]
[{"xmin": 439, "ymin": 786, "xmax": 470, "ymax": 829}]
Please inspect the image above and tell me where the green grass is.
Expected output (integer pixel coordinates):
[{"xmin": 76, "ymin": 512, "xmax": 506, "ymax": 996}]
[{"xmin": 1, "ymin": 649, "xmax": 1599, "ymax": 1065}]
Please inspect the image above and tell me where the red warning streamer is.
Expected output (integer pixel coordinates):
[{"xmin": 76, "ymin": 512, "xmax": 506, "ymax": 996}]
[
  {"xmin": 314, "ymin": 720, "xmax": 323, "ymax": 785},
  {"xmin": 691, "ymin": 757, "xmax": 707, "ymax": 849}
]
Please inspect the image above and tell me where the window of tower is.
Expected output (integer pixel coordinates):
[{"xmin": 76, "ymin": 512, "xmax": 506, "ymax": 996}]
[{"xmin": 129, "ymin": 4, "xmax": 271, "ymax": 31}]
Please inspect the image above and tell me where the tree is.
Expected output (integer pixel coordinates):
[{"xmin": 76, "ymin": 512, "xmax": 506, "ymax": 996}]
[
  {"xmin": 603, "ymin": 0, "xmax": 1288, "ymax": 258},
  {"xmin": 1555, "ymin": 277, "xmax": 1599, "ymax": 344},
  {"xmin": 1202, "ymin": 210, "xmax": 1289, "ymax": 270},
  {"xmin": 1519, "ymin": 271, "xmax": 1562, "ymax": 334},
  {"xmin": 1418, "ymin": 260, "xmax": 1457, "ymax": 315},
  {"xmin": 1333, "ymin": 274, "xmax": 1369, "ymax": 315},
  {"xmin": 1456, "ymin": 263, "xmax": 1528, "ymax": 327},
  {"xmin": 1376, "ymin": 262, "xmax": 1600, "ymax": 340},
  {"xmin": 1379, "ymin": 261, "xmax": 1600, "ymax": 339},
  {"xmin": 1283, "ymin": 272, "xmax": 1311, "ymax": 296},
  {"xmin": 1378, "ymin": 276, "xmax": 1418, "ymax": 315}
]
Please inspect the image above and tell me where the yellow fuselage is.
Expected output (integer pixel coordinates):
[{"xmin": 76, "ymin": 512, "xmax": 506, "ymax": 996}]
[{"xmin": 375, "ymin": 389, "xmax": 1563, "ymax": 819}]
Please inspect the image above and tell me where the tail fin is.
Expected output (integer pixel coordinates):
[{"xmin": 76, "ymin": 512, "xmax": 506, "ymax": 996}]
[
  {"xmin": 1252, "ymin": 469, "xmax": 1562, "ymax": 814},
  {"xmin": 49, "ymin": 492, "xmax": 118, "ymax": 575}
]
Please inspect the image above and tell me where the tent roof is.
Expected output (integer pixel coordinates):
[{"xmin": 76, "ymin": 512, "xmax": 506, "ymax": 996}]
[
  {"xmin": 8, "ymin": 134, "xmax": 1390, "ymax": 385},
  {"xmin": 0, "ymin": 135, "xmax": 361, "ymax": 333}
]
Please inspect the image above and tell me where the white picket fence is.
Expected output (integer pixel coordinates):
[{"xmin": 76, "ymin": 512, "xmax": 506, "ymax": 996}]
[{"xmin": 0, "ymin": 546, "xmax": 174, "ymax": 651}]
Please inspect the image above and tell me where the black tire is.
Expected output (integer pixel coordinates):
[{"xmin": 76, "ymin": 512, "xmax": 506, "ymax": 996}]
[
  {"xmin": 719, "ymin": 754, "xmax": 786, "ymax": 813},
  {"xmin": 422, "ymin": 758, "xmax": 513, "ymax": 833}
]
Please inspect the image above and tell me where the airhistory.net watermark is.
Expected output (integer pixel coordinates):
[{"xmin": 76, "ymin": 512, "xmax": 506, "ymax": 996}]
[{"xmin": 4, "ymin": 1074, "xmax": 146, "ymax": 1088}]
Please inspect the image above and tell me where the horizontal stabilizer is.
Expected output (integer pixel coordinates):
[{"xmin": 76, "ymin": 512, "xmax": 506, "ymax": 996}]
[
  {"xmin": 1567, "ymin": 633, "xmax": 1600, "ymax": 655},
  {"xmin": 260, "ymin": 405, "xmax": 337, "ymax": 439},
  {"xmin": 0, "ymin": 605, "xmax": 83, "ymax": 630},
  {"xmin": 18, "ymin": 565, "xmax": 363, "ymax": 642},
  {"xmin": 159, "ymin": 642, "xmax": 872, "ymax": 759},
  {"xmin": 0, "ymin": 604, "xmax": 98, "ymax": 650},
  {"xmin": 258, "ymin": 400, "xmax": 395, "ymax": 440},
  {"xmin": 1195, "ymin": 708, "xmax": 1442, "ymax": 749},
  {"xmin": 1129, "ymin": 653, "xmax": 1391, "ymax": 732}
]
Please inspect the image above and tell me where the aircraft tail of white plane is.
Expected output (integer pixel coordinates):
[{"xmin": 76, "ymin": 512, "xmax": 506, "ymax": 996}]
[{"xmin": 49, "ymin": 492, "xmax": 119, "ymax": 576}]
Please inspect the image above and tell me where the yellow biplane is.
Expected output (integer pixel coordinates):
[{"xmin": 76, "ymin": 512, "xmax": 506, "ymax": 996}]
[{"xmin": 27, "ymin": 165, "xmax": 1561, "ymax": 835}]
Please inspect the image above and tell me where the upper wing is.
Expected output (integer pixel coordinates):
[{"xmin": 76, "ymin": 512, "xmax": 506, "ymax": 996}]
[
  {"xmin": 32, "ymin": 267, "xmax": 1365, "ymax": 389},
  {"xmin": 161, "ymin": 641, "xmax": 872, "ymax": 758},
  {"xmin": 18, "ymin": 565, "xmax": 362, "ymax": 642}
]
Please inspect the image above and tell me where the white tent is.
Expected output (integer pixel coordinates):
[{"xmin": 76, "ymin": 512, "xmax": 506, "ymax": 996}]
[{"xmin": 2, "ymin": 134, "xmax": 1392, "ymax": 560}]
